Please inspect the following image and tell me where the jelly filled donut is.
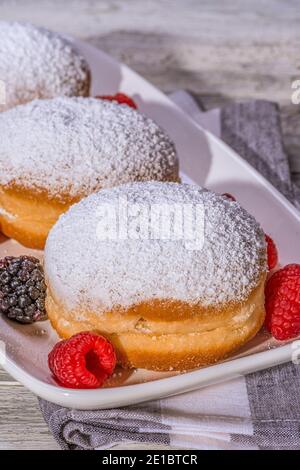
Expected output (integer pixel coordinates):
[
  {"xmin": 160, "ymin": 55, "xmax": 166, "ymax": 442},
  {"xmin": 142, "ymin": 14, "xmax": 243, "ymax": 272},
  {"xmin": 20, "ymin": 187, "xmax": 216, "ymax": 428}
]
[
  {"xmin": 0, "ymin": 97, "xmax": 178, "ymax": 249},
  {"xmin": 44, "ymin": 182, "xmax": 267, "ymax": 371},
  {"xmin": 0, "ymin": 22, "xmax": 90, "ymax": 111}
]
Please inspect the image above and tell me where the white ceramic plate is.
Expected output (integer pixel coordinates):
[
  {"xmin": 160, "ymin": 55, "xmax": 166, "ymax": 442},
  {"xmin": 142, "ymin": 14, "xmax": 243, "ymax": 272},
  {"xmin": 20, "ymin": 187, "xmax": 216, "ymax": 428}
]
[{"xmin": 0, "ymin": 38, "xmax": 299, "ymax": 410}]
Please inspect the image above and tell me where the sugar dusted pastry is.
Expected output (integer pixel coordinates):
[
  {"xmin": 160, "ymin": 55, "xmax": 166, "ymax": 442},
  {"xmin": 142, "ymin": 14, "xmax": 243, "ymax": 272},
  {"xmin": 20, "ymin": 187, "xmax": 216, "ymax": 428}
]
[
  {"xmin": 0, "ymin": 97, "xmax": 178, "ymax": 249},
  {"xmin": 0, "ymin": 21, "xmax": 90, "ymax": 111},
  {"xmin": 44, "ymin": 182, "xmax": 267, "ymax": 371}
]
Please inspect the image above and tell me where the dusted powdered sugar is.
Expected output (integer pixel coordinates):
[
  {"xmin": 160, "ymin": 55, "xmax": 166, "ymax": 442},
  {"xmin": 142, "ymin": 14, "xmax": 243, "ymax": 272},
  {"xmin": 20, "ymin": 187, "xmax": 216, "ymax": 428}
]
[
  {"xmin": 44, "ymin": 182, "xmax": 267, "ymax": 312},
  {"xmin": 0, "ymin": 22, "xmax": 90, "ymax": 110},
  {"xmin": 0, "ymin": 97, "xmax": 178, "ymax": 199}
]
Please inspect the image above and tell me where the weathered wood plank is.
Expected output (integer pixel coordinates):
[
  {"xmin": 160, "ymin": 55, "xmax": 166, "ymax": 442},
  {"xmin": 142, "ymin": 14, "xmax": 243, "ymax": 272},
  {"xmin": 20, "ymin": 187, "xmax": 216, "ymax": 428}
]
[
  {"xmin": 0, "ymin": 367, "xmax": 13, "ymax": 382},
  {"xmin": 0, "ymin": 366, "xmax": 16, "ymax": 387},
  {"xmin": 0, "ymin": 384, "xmax": 60, "ymax": 449}
]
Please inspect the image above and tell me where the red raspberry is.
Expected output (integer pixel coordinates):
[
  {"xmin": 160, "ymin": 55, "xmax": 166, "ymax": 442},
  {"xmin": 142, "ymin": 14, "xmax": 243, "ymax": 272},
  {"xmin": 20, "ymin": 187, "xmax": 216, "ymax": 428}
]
[
  {"xmin": 265, "ymin": 234, "xmax": 278, "ymax": 270},
  {"xmin": 222, "ymin": 193, "xmax": 236, "ymax": 202},
  {"xmin": 265, "ymin": 263, "xmax": 300, "ymax": 298},
  {"xmin": 95, "ymin": 92, "xmax": 137, "ymax": 109},
  {"xmin": 48, "ymin": 331, "xmax": 116, "ymax": 389},
  {"xmin": 265, "ymin": 264, "xmax": 300, "ymax": 340}
]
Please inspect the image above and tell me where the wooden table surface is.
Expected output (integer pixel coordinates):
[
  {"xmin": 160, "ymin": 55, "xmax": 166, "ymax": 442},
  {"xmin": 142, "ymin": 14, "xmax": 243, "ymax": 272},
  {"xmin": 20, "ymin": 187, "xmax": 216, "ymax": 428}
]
[{"xmin": 0, "ymin": 0, "xmax": 299, "ymax": 450}]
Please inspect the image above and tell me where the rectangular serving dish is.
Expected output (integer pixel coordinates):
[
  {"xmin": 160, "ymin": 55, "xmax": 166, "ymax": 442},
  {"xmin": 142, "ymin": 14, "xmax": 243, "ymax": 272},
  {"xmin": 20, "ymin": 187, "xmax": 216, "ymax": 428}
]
[{"xmin": 0, "ymin": 38, "xmax": 299, "ymax": 409}]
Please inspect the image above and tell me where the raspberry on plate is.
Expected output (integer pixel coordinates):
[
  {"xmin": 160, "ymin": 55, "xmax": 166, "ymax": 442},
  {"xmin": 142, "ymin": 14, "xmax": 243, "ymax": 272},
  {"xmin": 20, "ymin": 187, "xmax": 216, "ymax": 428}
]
[
  {"xmin": 95, "ymin": 92, "xmax": 137, "ymax": 109},
  {"xmin": 265, "ymin": 234, "xmax": 278, "ymax": 270},
  {"xmin": 221, "ymin": 192, "xmax": 236, "ymax": 202},
  {"xmin": 48, "ymin": 331, "xmax": 116, "ymax": 389},
  {"xmin": 265, "ymin": 264, "xmax": 300, "ymax": 340},
  {"xmin": 0, "ymin": 256, "xmax": 47, "ymax": 324}
]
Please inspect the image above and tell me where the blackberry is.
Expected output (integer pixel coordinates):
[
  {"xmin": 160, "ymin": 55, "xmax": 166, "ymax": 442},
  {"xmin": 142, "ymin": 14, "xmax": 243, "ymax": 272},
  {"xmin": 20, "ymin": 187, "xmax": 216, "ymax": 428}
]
[{"xmin": 0, "ymin": 256, "xmax": 47, "ymax": 324}]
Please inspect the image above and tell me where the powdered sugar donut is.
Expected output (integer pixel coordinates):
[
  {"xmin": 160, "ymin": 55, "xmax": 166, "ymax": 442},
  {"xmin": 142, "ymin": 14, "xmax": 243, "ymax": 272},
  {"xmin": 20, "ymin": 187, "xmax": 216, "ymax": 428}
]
[
  {"xmin": 44, "ymin": 182, "xmax": 267, "ymax": 371},
  {"xmin": 0, "ymin": 97, "xmax": 178, "ymax": 249},
  {"xmin": 0, "ymin": 22, "xmax": 90, "ymax": 111}
]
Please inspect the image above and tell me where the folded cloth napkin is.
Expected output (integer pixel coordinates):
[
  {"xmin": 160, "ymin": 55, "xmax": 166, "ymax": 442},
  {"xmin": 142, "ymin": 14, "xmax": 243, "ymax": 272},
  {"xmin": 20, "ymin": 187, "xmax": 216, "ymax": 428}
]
[{"xmin": 39, "ymin": 91, "xmax": 300, "ymax": 450}]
